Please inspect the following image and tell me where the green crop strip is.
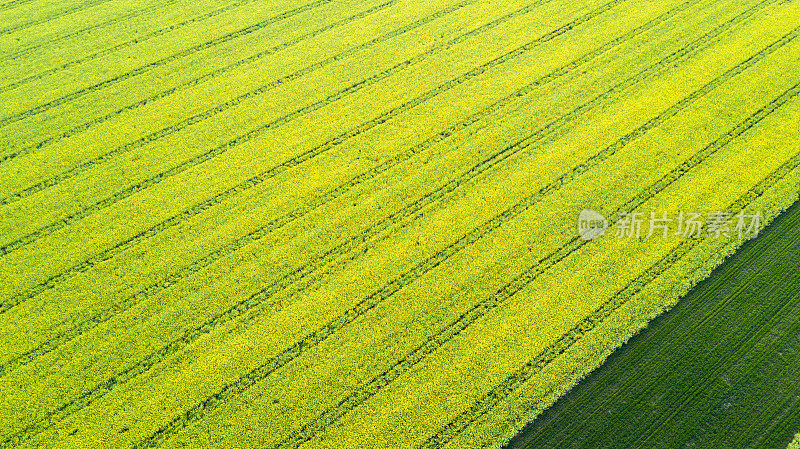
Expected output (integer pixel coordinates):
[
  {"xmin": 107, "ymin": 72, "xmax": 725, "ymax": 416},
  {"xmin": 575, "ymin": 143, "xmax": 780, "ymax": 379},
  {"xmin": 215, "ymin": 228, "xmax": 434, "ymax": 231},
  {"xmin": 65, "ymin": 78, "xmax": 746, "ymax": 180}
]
[{"xmin": 506, "ymin": 195, "xmax": 800, "ymax": 449}]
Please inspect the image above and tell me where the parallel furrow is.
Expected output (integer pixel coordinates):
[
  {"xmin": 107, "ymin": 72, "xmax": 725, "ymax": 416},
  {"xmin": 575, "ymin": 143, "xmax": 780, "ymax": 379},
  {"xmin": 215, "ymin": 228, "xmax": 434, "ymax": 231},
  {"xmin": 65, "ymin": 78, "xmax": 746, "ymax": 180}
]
[
  {"xmin": 0, "ymin": 0, "xmax": 636, "ymax": 445},
  {"xmin": 484, "ymin": 267, "xmax": 800, "ymax": 449},
  {"xmin": 418, "ymin": 82, "xmax": 800, "ymax": 449},
  {"xmin": 542, "ymin": 234, "xmax": 796, "ymax": 448},
  {"xmin": 0, "ymin": 0, "xmax": 703, "ymax": 380},
  {"xmin": 0, "ymin": 0, "xmax": 304, "ymax": 92},
  {"xmin": 634, "ymin": 291, "xmax": 800, "ymax": 449},
  {"xmin": 139, "ymin": 7, "xmax": 793, "ymax": 449},
  {"xmin": 0, "ymin": 0, "xmax": 497, "ymax": 257},
  {"xmin": 0, "ymin": 1, "xmax": 396, "ymax": 169},
  {"xmin": 513, "ymin": 225, "xmax": 800, "ymax": 449},
  {"xmin": 581, "ymin": 270, "xmax": 796, "ymax": 448},
  {"xmin": 746, "ymin": 377, "xmax": 800, "ymax": 448},
  {"xmin": 2, "ymin": 0, "xmax": 794, "ymax": 449},
  {"xmin": 0, "ymin": 0, "xmax": 116, "ymax": 36},
  {"xmin": 0, "ymin": 0, "xmax": 34, "ymax": 12},
  {"xmin": 0, "ymin": 0, "xmax": 334, "ymax": 125},
  {"xmin": 0, "ymin": 0, "xmax": 180, "ymax": 64},
  {"xmin": 0, "ymin": 0, "xmax": 406, "ymax": 166},
  {"xmin": 0, "ymin": 0, "xmax": 578, "ymax": 312},
  {"xmin": 0, "ymin": 0, "xmax": 247, "ymax": 92},
  {"xmin": 275, "ymin": 20, "xmax": 800, "ymax": 449},
  {"xmin": 0, "ymin": 0, "xmax": 396, "ymax": 179}
]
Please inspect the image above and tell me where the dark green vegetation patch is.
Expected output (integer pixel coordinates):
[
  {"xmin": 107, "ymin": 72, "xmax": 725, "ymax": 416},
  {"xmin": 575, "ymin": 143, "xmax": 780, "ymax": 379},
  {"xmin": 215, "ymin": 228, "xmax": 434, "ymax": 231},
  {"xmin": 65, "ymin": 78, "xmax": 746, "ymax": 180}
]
[{"xmin": 508, "ymin": 199, "xmax": 800, "ymax": 449}]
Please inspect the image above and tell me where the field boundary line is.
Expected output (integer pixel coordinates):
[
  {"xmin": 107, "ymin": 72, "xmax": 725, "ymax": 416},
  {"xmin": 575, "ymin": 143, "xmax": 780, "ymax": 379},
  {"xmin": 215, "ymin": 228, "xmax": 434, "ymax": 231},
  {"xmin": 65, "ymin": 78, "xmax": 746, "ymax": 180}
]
[
  {"xmin": 418, "ymin": 82, "xmax": 800, "ymax": 449},
  {"xmin": 0, "ymin": 0, "xmax": 708, "ymax": 381},
  {"xmin": 3, "ymin": 0, "xmax": 780, "ymax": 444},
  {"xmin": 275, "ymin": 20, "xmax": 800, "ymax": 449},
  {"xmin": 0, "ymin": 4, "xmax": 774, "ymax": 446},
  {"xmin": 545, "ymin": 228, "xmax": 800, "ymax": 448},
  {"xmin": 140, "ymin": 7, "xmax": 796, "ymax": 449},
  {"xmin": 1, "ymin": 0, "xmax": 673, "ymax": 444}
]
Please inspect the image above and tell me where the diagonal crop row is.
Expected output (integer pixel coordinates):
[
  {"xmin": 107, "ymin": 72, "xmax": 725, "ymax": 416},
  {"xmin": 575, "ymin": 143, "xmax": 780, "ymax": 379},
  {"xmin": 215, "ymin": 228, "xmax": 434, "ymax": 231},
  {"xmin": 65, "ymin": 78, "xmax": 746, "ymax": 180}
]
[
  {"xmin": 690, "ymin": 317, "xmax": 800, "ymax": 448},
  {"xmin": 0, "ymin": 0, "xmax": 595, "ymax": 312},
  {"xmin": 593, "ymin": 260, "xmax": 800, "ymax": 448},
  {"xmin": 502, "ymin": 214, "xmax": 800, "ymax": 449},
  {"xmin": 0, "ymin": 0, "xmax": 179, "ymax": 64},
  {"xmin": 510, "ymin": 259, "xmax": 800, "ymax": 449},
  {"xmin": 0, "ymin": 0, "xmax": 498, "ymax": 255},
  {"xmin": 745, "ymin": 367, "xmax": 800, "ymax": 448},
  {"xmin": 0, "ymin": 0, "xmax": 404, "ymax": 166},
  {"xmin": 3, "ymin": 0, "xmax": 719, "ymax": 444},
  {"xmin": 499, "ymin": 209, "xmax": 800, "ymax": 449},
  {"xmin": 0, "ymin": 0, "xmax": 34, "ymax": 13},
  {"xmin": 0, "ymin": 0, "xmax": 397, "ymax": 176},
  {"xmin": 136, "ymin": 8, "xmax": 794, "ymax": 449},
  {"xmin": 0, "ymin": 0, "xmax": 117, "ymax": 36},
  {"xmin": 4, "ymin": 1, "xmax": 795, "ymax": 449},
  {"xmin": 631, "ymin": 284, "xmax": 800, "ymax": 449},
  {"xmin": 620, "ymin": 239, "xmax": 800, "ymax": 447},
  {"xmin": 481, "ymin": 264, "xmax": 800, "ymax": 449},
  {"xmin": 540, "ymin": 225, "xmax": 800, "ymax": 448},
  {"xmin": 417, "ymin": 81, "xmax": 800, "ymax": 449},
  {"xmin": 0, "ymin": 0, "xmax": 706, "ymax": 382},
  {"xmin": 3, "ymin": 0, "xmax": 780, "ymax": 440},
  {"xmin": 273, "ymin": 21, "xmax": 800, "ymax": 449},
  {"xmin": 0, "ymin": 0, "xmax": 335, "ymax": 125},
  {"xmin": 1, "ymin": 0, "xmax": 770, "ymax": 388},
  {"xmin": 430, "ymin": 136, "xmax": 800, "ymax": 449},
  {"xmin": 0, "ymin": 0, "xmax": 262, "ymax": 92},
  {"xmin": 1, "ymin": 0, "xmax": 555, "ymax": 252}
]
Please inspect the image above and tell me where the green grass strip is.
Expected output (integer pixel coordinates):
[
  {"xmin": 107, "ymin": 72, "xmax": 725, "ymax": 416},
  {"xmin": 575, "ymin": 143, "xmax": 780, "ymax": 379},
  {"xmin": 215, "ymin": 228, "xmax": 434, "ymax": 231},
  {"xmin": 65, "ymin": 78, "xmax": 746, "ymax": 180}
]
[{"xmin": 505, "ymin": 197, "xmax": 800, "ymax": 449}]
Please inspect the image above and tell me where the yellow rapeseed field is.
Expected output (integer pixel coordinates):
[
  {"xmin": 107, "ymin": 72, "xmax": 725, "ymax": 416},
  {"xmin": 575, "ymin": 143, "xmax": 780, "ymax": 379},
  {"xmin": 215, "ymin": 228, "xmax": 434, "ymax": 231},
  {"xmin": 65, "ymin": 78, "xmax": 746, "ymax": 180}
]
[{"xmin": 0, "ymin": 0, "xmax": 798, "ymax": 447}]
